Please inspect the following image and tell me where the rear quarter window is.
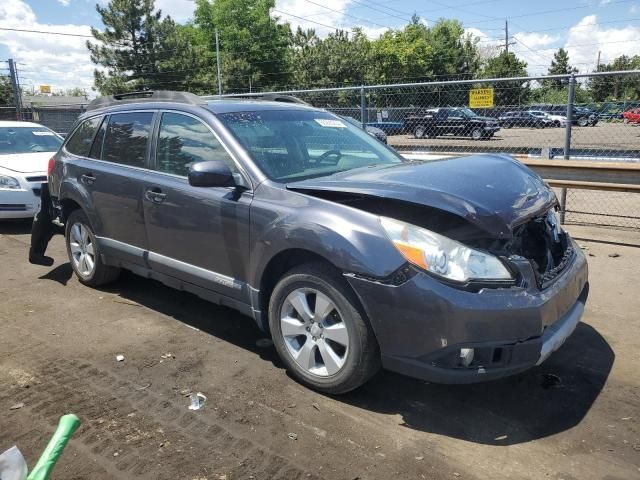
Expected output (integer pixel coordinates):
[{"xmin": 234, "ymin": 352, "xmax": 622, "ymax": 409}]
[
  {"xmin": 101, "ymin": 112, "xmax": 154, "ymax": 168},
  {"xmin": 65, "ymin": 116, "xmax": 102, "ymax": 157}
]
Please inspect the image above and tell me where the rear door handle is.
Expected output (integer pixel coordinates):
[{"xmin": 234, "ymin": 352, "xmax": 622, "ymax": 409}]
[
  {"xmin": 80, "ymin": 173, "xmax": 95, "ymax": 185},
  {"xmin": 145, "ymin": 189, "xmax": 167, "ymax": 204}
]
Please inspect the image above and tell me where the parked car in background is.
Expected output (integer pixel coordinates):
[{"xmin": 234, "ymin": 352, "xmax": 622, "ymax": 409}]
[
  {"xmin": 33, "ymin": 91, "xmax": 588, "ymax": 393},
  {"xmin": 342, "ymin": 116, "xmax": 387, "ymax": 144},
  {"xmin": 528, "ymin": 110, "xmax": 567, "ymax": 127},
  {"xmin": 623, "ymin": 108, "xmax": 640, "ymax": 124},
  {"xmin": 404, "ymin": 107, "xmax": 500, "ymax": 140},
  {"xmin": 0, "ymin": 121, "xmax": 63, "ymax": 219},
  {"xmin": 499, "ymin": 111, "xmax": 554, "ymax": 129},
  {"xmin": 530, "ymin": 104, "xmax": 599, "ymax": 126}
]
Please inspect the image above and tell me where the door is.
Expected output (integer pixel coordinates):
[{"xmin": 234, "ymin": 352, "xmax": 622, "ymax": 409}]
[
  {"xmin": 143, "ymin": 111, "xmax": 252, "ymax": 301},
  {"xmin": 444, "ymin": 109, "xmax": 466, "ymax": 136},
  {"xmin": 66, "ymin": 112, "xmax": 154, "ymax": 265}
]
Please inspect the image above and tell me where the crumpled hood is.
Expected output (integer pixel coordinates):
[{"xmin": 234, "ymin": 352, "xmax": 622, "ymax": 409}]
[
  {"xmin": 288, "ymin": 154, "xmax": 556, "ymax": 238},
  {"xmin": 0, "ymin": 152, "xmax": 52, "ymax": 174}
]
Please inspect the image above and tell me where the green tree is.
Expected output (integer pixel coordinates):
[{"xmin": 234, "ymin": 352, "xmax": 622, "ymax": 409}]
[
  {"xmin": 193, "ymin": 0, "xmax": 292, "ymax": 93},
  {"xmin": 0, "ymin": 75, "xmax": 13, "ymax": 106},
  {"xmin": 480, "ymin": 51, "xmax": 529, "ymax": 106},
  {"xmin": 588, "ymin": 55, "xmax": 640, "ymax": 101},
  {"xmin": 545, "ymin": 48, "xmax": 577, "ymax": 88},
  {"xmin": 87, "ymin": 0, "xmax": 199, "ymax": 94}
]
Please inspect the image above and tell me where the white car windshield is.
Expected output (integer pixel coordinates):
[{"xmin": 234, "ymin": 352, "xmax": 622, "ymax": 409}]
[
  {"xmin": 0, "ymin": 126, "xmax": 63, "ymax": 155},
  {"xmin": 218, "ymin": 110, "xmax": 404, "ymax": 181}
]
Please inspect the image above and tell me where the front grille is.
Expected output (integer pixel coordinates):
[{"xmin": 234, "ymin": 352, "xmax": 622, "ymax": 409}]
[
  {"xmin": 0, "ymin": 204, "xmax": 27, "ymax": 211},
  {"xmin": 26, "ymin": 176, "xmax": 47, "ymax": 182}
]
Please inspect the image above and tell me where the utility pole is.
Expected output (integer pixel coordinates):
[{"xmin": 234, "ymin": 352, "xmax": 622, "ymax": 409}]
[
  {"xmin": 505, "ymin": 20, "xmax": 509, "ymax": 54},
  {"xmin": 596, "ymin": 51, "xmax": 601, "ymax": 70},
  {"xmin": 215, "ymin": 28, "xmax": 222, "ymax": 96},
  {"xmin": 7, "ymin": 59, "xmax": 23, "ymax": 120}
]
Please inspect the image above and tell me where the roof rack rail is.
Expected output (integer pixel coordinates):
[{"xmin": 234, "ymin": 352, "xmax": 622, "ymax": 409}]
[
  {"xmin": 87, "ymin": 90, "xmax": 205, "ymax": 111},
  {"xmin": 205, "ymin": 93, "xmax": 310, "ymax": 106}
]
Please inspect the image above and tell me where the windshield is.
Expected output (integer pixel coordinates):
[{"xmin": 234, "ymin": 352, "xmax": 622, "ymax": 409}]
[
  {"xmin": 217, "ymin": 110, "xmax": 404, "ymax": 181},
  {"xmin": 0, "ymin": 126, "xmax": 62, "ymax": 155},
  {"xmin": 458, "ymin": 108, "xmax": 478, "ymax": 117},
  {"xmin": 529, "ymin": 111, "xmax": 546, "ymax": 117}
]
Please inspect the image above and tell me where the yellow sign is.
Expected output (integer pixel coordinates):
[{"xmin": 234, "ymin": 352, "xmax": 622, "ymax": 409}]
[
  {"xmin": 469, "ymin": 88, "xmax": 494, "ymax": 108},
  {"xmin": 39, "ymin": 85, "xmax": 51, "ymax": 94}
]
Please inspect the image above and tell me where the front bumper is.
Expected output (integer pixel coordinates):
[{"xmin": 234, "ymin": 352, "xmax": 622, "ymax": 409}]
[
  {"xmin": 0, "ymin": 186, "xmax": 41, "ymax": 218},
  {"xmin": 346, "ymin": 240, "xmax": 589, "ymax": 384}
]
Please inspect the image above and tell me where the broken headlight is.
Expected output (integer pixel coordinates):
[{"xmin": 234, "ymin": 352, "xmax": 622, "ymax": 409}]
[{"xmin": 380, "ymin": 217, "xmax": 512, "ymax": 283}]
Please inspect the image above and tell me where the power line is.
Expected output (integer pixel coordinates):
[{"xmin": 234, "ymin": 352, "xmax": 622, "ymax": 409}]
[{"xmin": 0, "ymin": 26, "xmax": 92, "ymax": 38}]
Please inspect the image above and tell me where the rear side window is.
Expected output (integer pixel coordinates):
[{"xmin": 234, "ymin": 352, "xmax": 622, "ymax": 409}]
[
  {"xmin": 89, "ymin": 116, "xmax": 107, "ymax": 159},
  {"xmin": 155, "ymin": 112, "xmax": 236, "ymax": 176},
  {"xmin": 65, "ymin": 116, "xmax": 101, "ymax": 157},
  {"xmin": 101, "ymin": 112, "xmax": 154, "ymax": 167}
]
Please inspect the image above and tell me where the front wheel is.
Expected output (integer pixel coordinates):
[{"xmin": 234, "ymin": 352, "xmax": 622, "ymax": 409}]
[
  {"xmin": 268, "ymin": 263, "xmax": 380, "ymax": 394},
  {"xmin": 413, "ymin": 125, "xmax": 427, "ymax": 139},
  {"xmin": 577, "ymin": 117, "xmax": 589, "ymax": 127},
  {"xmin": 65, "ymin": 209, "xmax": 120, "ymax": 287},
  {"xmin": 471, "ymin": 128, "xmax": 483, "ymax": 140}
]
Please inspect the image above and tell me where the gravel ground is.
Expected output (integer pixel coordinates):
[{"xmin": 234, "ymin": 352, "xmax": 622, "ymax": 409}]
[
  {"xmin": 1, "ymin": 220, "xmax": 639, "ymax": 480},
  {"xmin": 389, "ymin": 122, "xmax": 640, "ymax": 155}
]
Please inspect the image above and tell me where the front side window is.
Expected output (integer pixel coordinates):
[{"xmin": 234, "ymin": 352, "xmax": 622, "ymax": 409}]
[
  {"xmin": 217, "ymin": 109, "xmax": 403, "ymax": 182},
  {"xmin": 101, "ymin": 112, "xmax": 154, "ymax": 167},
  {"xmin": 65, "ymin": 117, "xmax": 101, "ymax": 157},
  {"xmin": 0, "ymin": 126, "xmax": 63, "ymax": 155},
  {"xmin": 156, "ymin": 112, "xmax": 236, "ymax": 177}
]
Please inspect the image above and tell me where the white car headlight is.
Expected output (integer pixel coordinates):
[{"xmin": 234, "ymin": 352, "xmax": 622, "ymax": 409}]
[
  {"xmin": 380, "ymin": 217, "xmax": 512, "ymax": 282},
  {"xmin": 0, "ymin": 174, "xmax": 21, "ymax": 190}
]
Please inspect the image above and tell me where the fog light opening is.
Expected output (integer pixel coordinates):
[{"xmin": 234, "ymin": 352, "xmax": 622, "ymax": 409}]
[{"xmin": 459, "ymin": 348, "xmax": 475, "ymax": 367}]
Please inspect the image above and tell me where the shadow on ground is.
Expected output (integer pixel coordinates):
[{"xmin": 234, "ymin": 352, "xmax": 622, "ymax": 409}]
[
  {"xmin": 0, "ymin": 219, "xmax": 32, "ymax": 235},
  {"xmin": 41, "ymin": 265, "xmax": 614, "ymax": 447}
]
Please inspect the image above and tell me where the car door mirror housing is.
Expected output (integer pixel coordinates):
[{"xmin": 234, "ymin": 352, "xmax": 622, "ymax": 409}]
[{"xmin": 188, "ymin": 160, "xmax": 236, "ymax": 187}]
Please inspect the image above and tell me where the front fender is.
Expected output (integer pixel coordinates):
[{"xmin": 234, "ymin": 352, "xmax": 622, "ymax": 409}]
[{"xmin": 248, "ymin": 185, "xmax": 406, "ymax": 288}]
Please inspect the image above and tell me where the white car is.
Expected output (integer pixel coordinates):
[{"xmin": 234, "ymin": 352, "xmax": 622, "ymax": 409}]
[
  {"xmin": 528, "ymin": 110, "xmax": 567, "ymax": 127},
  {"xmin": 0, "ymin": 121, "xmax": 63, "ymax": 219}
]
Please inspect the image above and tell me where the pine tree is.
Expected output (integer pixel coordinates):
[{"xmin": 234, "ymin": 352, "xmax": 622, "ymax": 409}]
[
  {"xmin": 545, "ymin": 48, "xmax": 577, "ymax": 87},
  {"xmin": 87, "ymin": 0, "xmax": 199, "ymax": 94}
]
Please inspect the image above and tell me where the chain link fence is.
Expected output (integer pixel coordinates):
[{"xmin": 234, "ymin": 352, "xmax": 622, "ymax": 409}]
[
  {"xmin": 224, "ymin": 71, "xmax": 640, "ymax": 231},
  {"xmin": 2, "ymin": 71, "xmax": 639, "ymax": 230}
]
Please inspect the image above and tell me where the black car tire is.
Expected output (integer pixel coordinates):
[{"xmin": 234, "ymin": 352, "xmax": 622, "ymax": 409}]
[
  {"xmin": 65, "ymin": 209, "xmax": 120, "ymax": 287},
  {"xmin": 471, "ymin": 127, "xmax": 483, "ymax": 140},
  {"xmin": 577, "ymin": 117, "xmax": 589, "ymax": 127},
  {"xmin": 413, "ymin": 125, "xmax": 427, "ymax": 139},
  {"xmin": 268, "ymin": 262, "xmax": 380, "ymax": 394}
]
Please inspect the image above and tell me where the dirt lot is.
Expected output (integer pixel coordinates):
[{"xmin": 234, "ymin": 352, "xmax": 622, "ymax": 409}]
[
  {"xmin": 389, "ymin": 121, "xmax": 640, "ymax": 155},
  {"xmin": 1, "ymin": 221, "xmax": 639, "ymax": 480}
]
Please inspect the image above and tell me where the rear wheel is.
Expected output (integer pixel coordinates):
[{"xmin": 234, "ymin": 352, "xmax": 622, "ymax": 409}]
[
  {"xmin": 577, "ymin": 117, "xmax": 589, "ymax": 127},
  {"xmin": 268, "ymin": 263, "xmax": 380, "ymax": 394},
  {"xmin": 413, "ymin": 125, "xmax": 427, "ymax": 139},
  {"xmin": 65, "ymin": 209, "xmax": 120, "ymax": 287},
  {"xmin": 471, "ymin": 128, "xmax": 483, "ymax": 140}
]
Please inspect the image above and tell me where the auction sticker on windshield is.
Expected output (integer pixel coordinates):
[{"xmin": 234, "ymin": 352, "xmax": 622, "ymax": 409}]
[{"xmin": 315, "ymin": 119, "xmax": 346, "ymax": 128}]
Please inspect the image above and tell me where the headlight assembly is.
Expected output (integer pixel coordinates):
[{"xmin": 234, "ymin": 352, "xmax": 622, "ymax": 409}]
[
  {"xmin": 0, "ymin": 175, "xmax": 21, "ymax": 190},
  {"xmin": 380, "ymin": 217, "xmax": 512, "ymax": 283}
]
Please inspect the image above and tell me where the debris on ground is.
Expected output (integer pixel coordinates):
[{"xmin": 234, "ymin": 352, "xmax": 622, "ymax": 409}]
[
  {"xmin": 286, "ymin": 403, "xmax": 297, "ymax": 409},
  {"xmin": 608, "ymin": 253, "xmax": 621, "ymax": 258},
  {"xmin": 588, "ymin": 253, "xmax": 596, "ymax": 257},
  {"xmin": 415, "ymin": 455, "xmax": 424, "ymax": 460},
  {"xmin": 180, "ymin": 388, "xmax": 192, "ymax": 397},
  {"xmin": 134, "ymin": 383, "xmax": 151, "ymax": 391},
  {"xmin": 112, "ymin": 298, "xmax": 142, "ymax": 307},
  {"xmin": 494, "ymin": 435, "xmax": 508, "ymax": 441},
  {"xmin": 288, "ymin": 432, "xmax": 298, "ymax": 440},
  {"xmin": 188, "ymin": 392, "xmax": 207, "ymax": 411},
  {"xmin": 579, "ymin": 244, "xmax": 589, "ymax": 250},
  {"xmin": 160, "ymin": 353, "xmax": 175, "ymax": 359},
  {"xmin": 255, "ymin": 338, "xmax": 273, "ymax": 348},
  {"xmin": 312, "ymin": 403, "xmax": 320, "ymax": 411},
  {"xmin": 9, "ymin": 402, "xmax": 24, "ymax": 410},
  {"xmin": 116, "ymin": 354, "xmax": 125, "ymax": 362}
]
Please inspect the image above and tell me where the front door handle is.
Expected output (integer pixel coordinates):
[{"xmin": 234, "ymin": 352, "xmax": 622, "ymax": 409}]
[
  {"xmin": 80, "ymin": 173, "xmax": 95, "ymax": 185},
  {"xmin": 145, "ymin": 188, "xmax": 167, "ymax": 204}
]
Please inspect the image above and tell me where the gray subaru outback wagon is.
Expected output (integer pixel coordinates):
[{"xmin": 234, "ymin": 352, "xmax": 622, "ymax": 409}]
[{"xmin": 31, "ymin": 91, "xmax": 588, "ymax": 394}]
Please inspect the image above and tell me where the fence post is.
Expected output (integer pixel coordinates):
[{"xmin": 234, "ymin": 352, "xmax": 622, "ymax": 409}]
[
  {"xmin": 560, "ymin": 74, "xmax": 576, "ymax": 224},
  {"xmin": 8, "ymin": 59, "xmax": 23, "ymax": 121},
  {"xmin": 360, "ymin": 86, "xmax": 367, "ymax": 129}
]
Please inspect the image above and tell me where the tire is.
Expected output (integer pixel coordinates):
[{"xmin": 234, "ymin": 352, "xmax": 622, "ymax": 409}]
[
  {"xmin": 471, "ymin": 128, "xmax": 483, "ymax": 140},
  {"xmin": 65, "ymin": 209, "xmax": 120, "ymax": 287},
  {"xmin": 577, "ymin": 117, "xmax": 588, "ymax": 127},
  {"xmin": 554, "ymin": 120, "xmax": 561, "ymax": 127},
  {"xmin": 413, "ymin": 125, "xmax": 426, "ymax": 139},
  {"xmin": 268, "ymin": 262, "xmax": 380, "ymax": 394}
]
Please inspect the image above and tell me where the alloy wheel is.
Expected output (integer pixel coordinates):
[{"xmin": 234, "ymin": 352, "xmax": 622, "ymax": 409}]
[
  {"xmin": 69, "ymin": 222, "xmax": 96, "ymax": 277},
  {"xmin": 280, "ymin": 288, "xmax": 349, "ymax": 377}
]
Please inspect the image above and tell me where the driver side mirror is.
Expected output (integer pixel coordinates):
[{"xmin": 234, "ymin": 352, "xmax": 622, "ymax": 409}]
[{"xmin": 188, "ymin": 160, "xmax": 235, "ymax": 188}]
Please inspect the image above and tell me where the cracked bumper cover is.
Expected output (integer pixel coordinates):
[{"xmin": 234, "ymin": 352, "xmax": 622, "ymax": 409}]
[{"xmin": 346, "ymin": 241, "xmax": 589, "ymax": 384}]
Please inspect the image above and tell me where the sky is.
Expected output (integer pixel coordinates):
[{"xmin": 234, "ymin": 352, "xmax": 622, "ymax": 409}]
[{"xmin": 2, "ymin": 0, "xmax": 640, "ymax": 95}]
